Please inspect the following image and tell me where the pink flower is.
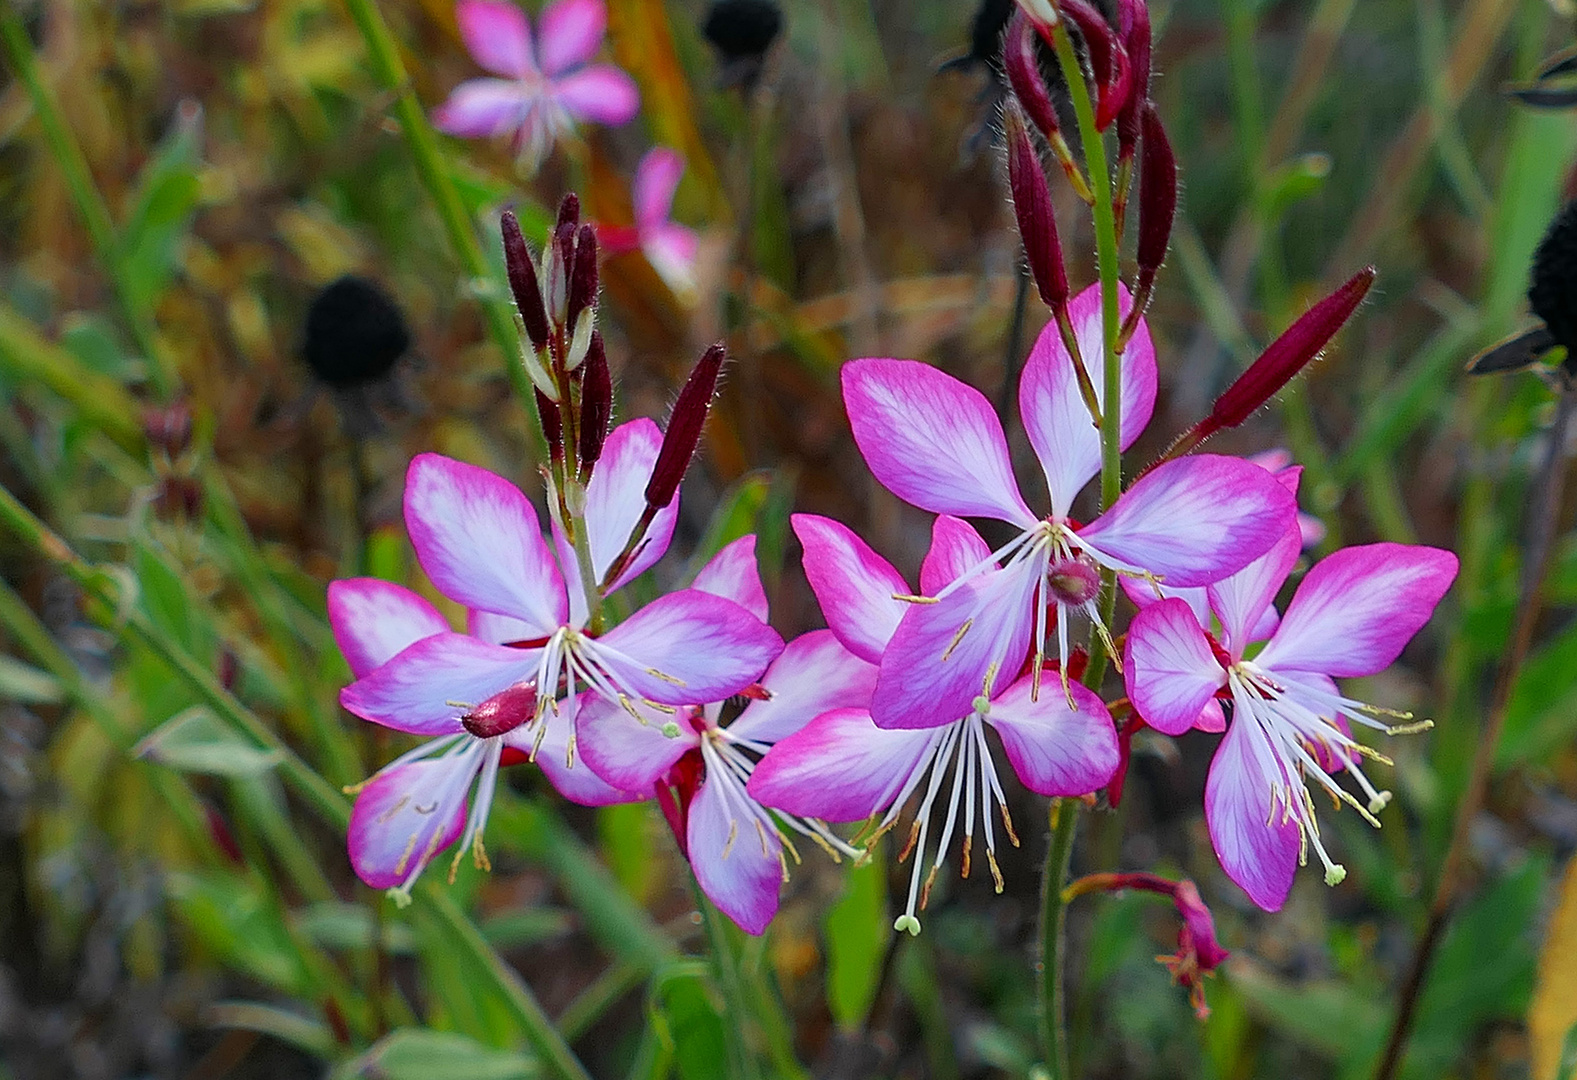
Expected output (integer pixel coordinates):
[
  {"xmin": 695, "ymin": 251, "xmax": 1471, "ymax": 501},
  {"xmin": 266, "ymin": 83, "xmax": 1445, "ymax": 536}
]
[
  {"xmin": 333, "ymin": 420, "xmax": 782, "ymax": 900},
  {"xmin": 1247, "ymin": 449, "xmax": 1325, "ymax": 547},
  {"xmin": 598, "ymin": 148, "xmax": 700, "ymax": 298},
  {"xmin": 433, "ymin": 0, "xmax": 639, "ymax": 170},
  {"xmin": 575, "ymin": 536, "xmax": 876, "ymax": 934},
  {"xmin": 1123, "ymin": 529, "xmax": 1457, "ymax": 910},
  {"xmin": 841, "ymin": 283, "xmax": 1298, "ymax": 731},
  {"xmin": 748, "ymin": 514, "xmax": 1120, "ymax": 934}
]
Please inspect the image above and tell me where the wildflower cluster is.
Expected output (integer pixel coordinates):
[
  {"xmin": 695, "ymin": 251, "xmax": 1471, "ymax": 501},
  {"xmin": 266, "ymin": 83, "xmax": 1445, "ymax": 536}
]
[{"xmin": 326, "ymin": 0, "xmax": 1458, "ymax": 1022}]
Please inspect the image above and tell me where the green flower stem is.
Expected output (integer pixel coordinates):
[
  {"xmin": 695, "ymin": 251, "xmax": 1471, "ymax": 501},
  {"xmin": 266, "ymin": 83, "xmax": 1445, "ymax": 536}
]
[
  {"xmin": 0, "ymin": 480, "xmax": 594, "ymax": 1080},
  {"xmin": 338, "ymin": 0, "xmax": 538, "ymax": 414},
  {"xmin": 1039, "ymin": 18, "xmax": 1127, "ymax": 1080},
  {"xmin": 0, "ymin": 12, "xmax": 179, "ymax": 400},
  {"xmin": 696, "ymin": 888, "xmax": 767, "ymax": 1080}
]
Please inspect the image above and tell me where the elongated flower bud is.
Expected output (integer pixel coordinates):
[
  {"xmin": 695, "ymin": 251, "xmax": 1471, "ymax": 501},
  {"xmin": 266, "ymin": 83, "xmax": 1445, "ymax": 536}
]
[
  {"xmin": 1135, "ymin": 103, "xmax": 1176, "ymax": 297},
  {"xmin": 556, "ymin": 192, "xmax": 580, "ymax": 230},
  {"xmin": 536, "ymin": 388, "xmax": 564, "ymax": 462},
  {"xmin": 544, "ymin": 222, "xmax": 575, "ymax": 325},
  {"xmin": 565, "ymin": 223, "xmax": 599, "ymax": 343},
  {"xmin": 1116, "ymin": 0, "xmax": 1152, "ymax": 160},
  {"xmin": 502, "ymin": 211, "xmax": 550, "ymax": 351},
  {"xmin": 1004, "ymin": 102, "xmax": 1069, "ymax": 314},
  {"xmin": 1209, "ymin": 267, "xmax": 1376, "ymax": 431},
  {"xmin": 1005, "ymin": 12, "xmax": 1061, "ymax": 142},
  {"xmin": 1060, "ymin": 0, "xmax": 1131, "ymax": 131},
  {"xmin": 578, "ymin": 331, "xmax": 612, "ymax": 474},
  {"xmin": 646, "ymin": 343, "xmax": 726, "ymax": 510},
  {"xmin": 462, "ymin": 683, "xmax": 538, "ymax": 739}
]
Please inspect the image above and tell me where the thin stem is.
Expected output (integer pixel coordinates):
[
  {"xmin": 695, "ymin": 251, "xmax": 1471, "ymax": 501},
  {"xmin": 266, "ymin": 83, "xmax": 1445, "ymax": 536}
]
[
  {"xmin": 697, "ymin": 889, "xmax": 766, "ymax": 1080},
  {"xmin": 1372, "ymin": 378, "xmax": 1576, "ymax": 1080},
  {"xmin": 0, "ymin": 12, "xmax": 178, "ymax": 399},
  {"xmin": 1037, "ymin": 799, "xmax": 1079, "ymax": 1076},
  {"xmin": 337, "ymin": 0, "xmax": 540, "ymax": 420}
]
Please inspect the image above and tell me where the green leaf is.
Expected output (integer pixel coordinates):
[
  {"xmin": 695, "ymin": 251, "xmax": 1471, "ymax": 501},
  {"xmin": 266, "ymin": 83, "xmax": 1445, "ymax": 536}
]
[
  {"xmin": 333, "ymin": 1029, "xmax": 538, "ymax": 1080},
  {"xmin": 824, "ymin": 849, "xmax": 886, "ymax": 1029},
  {"xmin": 409, "ymin": 899, "xmax": 522, "ymax": 1047},
  {"xmin": 295, "ymin": 901, "xmax": 416, "ymax": 954},
  {"xmin": 649, "ymin": 965, "xmax": 731, "ymax": 1080},
  {"xmin": 134, "ymin": 705, "xmax": 283, "ymax": 777},
  {"xmin": 117, "ymin": 106, "xmax": 202, "ymax": 313},
  {"xmin": 206, "ymin": 1000, "xmax": 336, "ymax": 1059},
  {"xmin": 166, "ymin": 871, "xmax": 314, "ymax": 995},
  {"xmin": 0, "ymin": 652, "xmax": 63, "ymax": 705}
]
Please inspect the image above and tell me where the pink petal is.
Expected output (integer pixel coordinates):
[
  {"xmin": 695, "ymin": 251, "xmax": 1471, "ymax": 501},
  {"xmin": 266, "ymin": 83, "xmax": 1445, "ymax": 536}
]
[
  {"xmin": 793, "ymin": 514, "xmax": 907, "ymax": 664},
  {"xmin": 728, "ymin": 630, "xmax": 879, "ymax": 744},
  {"xmin": 340, "ymin": 633, "xmax": 535, "ymax": 735},
  {"xmin": 432, "ymin": 79, "xmax": 528, "ymax": 138},
  {"xmin": 525, "ymin": 708, "xmax": 650, "ymax": 806},
  {"xmin": 748, "ymin": 708, "xmax": 939, "ymax": 822},
  {"xmin": 986, "ymin": 673, "xmax": 1119, "ymax": 796},
  {"xmin": 455, "ymin": 0, "xmax": 536, "ymax": 78},
  {"xmin": 633, "ymin": 147, "xmax": 683, "ymax": 229},
  {"xmin": 1254, "ymin": 544, "xmax": 1458, "ymax": 677},
  {"xmin": 1019, "ymin": 283, "xmax": 1157, "ymax": 517},
  {"xmin": 1196, "ymin": 699, "xmax": 1226, "ymax": 732},
  {"xmin": 575, "ymin": 696, "xmax": 699, "ymax": 792},
  {"xmin": 580, "ymin": 419, "xmax": 679, "ymax": 596},
  {"xmin": 1205, "ymin": 718, "xmax": 1300, "ymax": 911},
  {"xmin": 871, "ymin": 562, "xmax": 1038, "ymax": 730},
  {"xmin": 468, "ymin": 609, "xmax": 540, "ymax": 646},
  {"xmin": 404, "ymin": 454, "xmax": 567, "ymax": 636},
  {"xmin": 328, "ymin": 579, "xmax": 450, "ymax": 679},
  {"xmin": 1119, "ymin": 574, "xmax": 1210, "ymax": 625},
  {"xmin": 918, "ymin": 515, "xmax": 992, "ymax": 596},
  {"xmin": 1207, "ymin": 526, "xmax": 1302, "ymax": 658},
  {"xmin": 348, "ymin": 753, "xmax": 475, "ymax": 889},
  {"xmin": 552, "ymin": 66, "xmax": 639, "ymax": 125},
  {"xmin": 688, "ymin": 766, "xmax": 781, "ymax": 935},
  {"xmin": 1123, "ymin": 598, "xmax": 1225, "ymax": 736},
  {"xmin": 1077, "ymin": 455, "xmax": 1297, "ymax": 587},
  {"xmin": 642, "ymin": 224, "xmax": 699, "ymax": 294},
  {"xmin": 537, "ymin": 0, "xmax": 606, "ymax": 75},
  {"xmin": 691, "ymin": 535, "xmax": 768, "ymax": 621},
  {"xmin": 594, "ymin": 590, "xmax": 783, "ymax": 705},
  {"xmin": 842, "ymin": 359, "xmax": 1036, "ymax": 527}
]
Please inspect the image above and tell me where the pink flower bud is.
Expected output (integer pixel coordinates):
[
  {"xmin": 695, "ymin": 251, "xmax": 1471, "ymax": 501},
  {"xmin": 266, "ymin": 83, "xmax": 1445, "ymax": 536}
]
[
  {"xmin": 461, "ymin": 683, "xmax": 538, "ymax": 739},
  {"xmin": 1135, "ymin": 103, "xmax": 1176, "ymax": 296},
  {"xmin": 501, "ymin": 211, "xmax": 550, "ymax": 352},
  {"xmin": 1005, "ymin": 12, "xmax": 1062, "ymax": 142},
  {"xmin": 565, "ymin": 223, "xmax": 600, "ymax": 336},
  {"xmin": 1005, "ymin": 102, "xmax": 1070, "ymax": 314},
  {"xmin": 646, "ymin": 343, "xmax": 727, "ymax": 511},
  {"xmin": 1059, "ymin": 0, "xmax": 1131, "ymax": 131},
  {"xmin": 578, "ymin": 331, "xmax": 612, "ymax": 474},
  {"xmin": 1206, "ymin": 266, "xmax": 1376, "ymax": 432}
]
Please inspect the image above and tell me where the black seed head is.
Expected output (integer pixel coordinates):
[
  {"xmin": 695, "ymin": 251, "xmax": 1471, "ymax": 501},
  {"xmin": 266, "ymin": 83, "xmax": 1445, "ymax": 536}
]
[
  {"xmin": 302, "ymin": 276, "xmax": 410, "ymax": 388},
  {"xmin": 703, "ymin": 0, "xmax": 782, "ymax": 61},
  {"xmin": 1530, "ymin": 200, "xmax": 1577, "ymax": 356}
]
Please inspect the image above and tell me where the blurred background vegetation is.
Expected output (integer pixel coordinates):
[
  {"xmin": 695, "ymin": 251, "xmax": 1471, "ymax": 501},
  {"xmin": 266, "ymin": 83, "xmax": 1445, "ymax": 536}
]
[{"xmin": 1, "ymin": 0, "xmax": 1576, "ymax": 1077}]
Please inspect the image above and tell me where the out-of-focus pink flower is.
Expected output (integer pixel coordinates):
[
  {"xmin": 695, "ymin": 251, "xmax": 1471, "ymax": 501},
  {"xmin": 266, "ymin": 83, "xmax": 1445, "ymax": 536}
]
[
  {"xmin": 1247, "ymin": 449, "xmax": 1325, "ymax": 547},
  {"xmin": 433, "ymin": 0, "xmax": 639, "ymax": 171},
  {"xmin": 841, "ymin": 283, "xmax": 1298, "ymax": 732},
  {"xmin": 749, "ymin": 514, "xmax": 1119, "ymax": 935},
  {"xmin": 598, "ymin": 148, "xmax": 700, "ymax": 298},
  {"xmin": 576, "ymin": 537, "xmax": 875, "ymax": 934},
  {"xmin": 1066, "ymin": 871, "xmax": 1228, "ymax": 1018},
  {"xmin": 1123, "ymin": 528, "xmax": 1457, "ymax": 911}
]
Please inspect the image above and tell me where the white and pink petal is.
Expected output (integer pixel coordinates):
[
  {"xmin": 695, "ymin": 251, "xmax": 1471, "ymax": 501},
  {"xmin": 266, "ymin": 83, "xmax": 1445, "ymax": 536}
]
[
  {"xmin": 793, "ymin": 514, "xmax": 907, "ymax": 664},
  {"xmin": 986, "ymin": 675, "xmax": 1119, "ymax": 796},
  {"xmin": 340, "ymin": 633, "xmax": 536, "ymax": 736},
  {"xmin": 328, "ymin": 578, "xmax": 450, "ymax": 679},
  {"xmin": 688, "ymin": 765, "xmax": 782, "ymax": 935},
  {"xmin": 691, "ymin": 535, "xmax": 768, "ymax": 621},
  {"xmin": 1205, "ymin": 718, "xmax": 1301, "ymax": 911},
  {"xmin": 1123, "ymin": 598, "xmax": 1226, "ymax": 736},
  {"xmin": 748, "ymin": 708, "xmax": 940, "ymax": 823},
  {"xmin": 728, "ymin": 630, "xmax": 878, "ymax": 745},
  {"xmin": 347, "ymin": 751, "xmax": 477, "ymax": 890},
  {"xmin": 592, "ymin": 589, "xmax": 783, "ymax": 705}
]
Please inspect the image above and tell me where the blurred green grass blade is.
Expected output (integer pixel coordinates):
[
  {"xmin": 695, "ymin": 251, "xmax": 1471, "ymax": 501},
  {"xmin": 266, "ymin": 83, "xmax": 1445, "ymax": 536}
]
[
  {"xmin": 118, "ymin": 104, "xmax": 203, "ymax": 314},
  {"xmin": 0, "ymin": 653, "xmax": 64, "ymax": 705},
  {"xmin": 333, "ymin": 1029, "xmax": 540, "ymax": 1080},
  {"xmin": 134, "ymin": 705, "xmax": 285, "ymax": 778},
  {"xmin": 824, "ymin": 847, "xmax": 887, "ymax": 1030},
  {"xmin": 207, "ymin": 1000, "xmax": 338, "ymax": 1060},
  {"xmin": 649, "ymin": 964, "xmax": 733, "ymax": 1080}
]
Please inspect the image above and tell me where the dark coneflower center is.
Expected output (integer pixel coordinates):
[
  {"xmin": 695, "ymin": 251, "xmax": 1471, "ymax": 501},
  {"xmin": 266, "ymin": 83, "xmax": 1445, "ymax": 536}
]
[
  {"xmin": 461, "ymin": 684, "xmax": 538, "ymax": 739},
  {"xmin": 1529, "ymin": 199, "xmax": 1577, "ymax": 355}
]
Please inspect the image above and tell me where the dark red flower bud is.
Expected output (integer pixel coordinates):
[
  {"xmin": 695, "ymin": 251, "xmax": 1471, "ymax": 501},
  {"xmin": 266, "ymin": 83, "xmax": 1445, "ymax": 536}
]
[
  {"xmin": 1059, "ymin": 0, "xmax": 1131, "ymax": 131},
  {"xmin": 578, "ymin": 331, "xmax": 612, "ymax": 474},
  {"xmin": 1107, "ymin": 716, "xmax": 1144, "ymax": 808},
  {"xmin": 655, "ymin": 745, "xmax": 706, "ymax": 858},
  {"xmin": 1134, "ymin": 103, "xmax": 1176, "ymax": 297},
  {"xmin": 153, "ymin": 475, "xmax": 203, "ymax": 521},
  {"xmin": 461, "ymin": 683, "xmax": 538, "ymax": 739},
  {"xmin": 565, "ymin": 223, "xmax": 599, "ymax": 334},
  {"xmin": 556, "ymin": 192, "xmax": 580, "ymax": 231},
  {"xmin": 1005, "ymin": 102, "xmax": 1070, "ymax": 315},
  {"xmin": 501, "ymin": 211, "xmax": 550, "ymax": 351},
  {"xmin": 1005, "ymin": 12, "xmax": 1062, "ymax": 142},
  {"xmin": 646, "ymin": 343, "xmax": 727, "ymax": 511},
  {"xmin": 1115, "ymin": 0, "xmax": 1152, "ymax": 159},
  {"xmin": 202, "ymin": 800, "xmax": 245, "ymax": 866},
  {"xmin": 536, "ymin": 388, "xmax": 563, "ymax": 462},
  {"xmin": 143, "ymin": 402, "xmax": 193, "ymax": 457},
  {"xmin": 1207, "ymin": 267, "xmax": 1376, "ymax": 431}
]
